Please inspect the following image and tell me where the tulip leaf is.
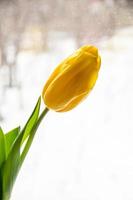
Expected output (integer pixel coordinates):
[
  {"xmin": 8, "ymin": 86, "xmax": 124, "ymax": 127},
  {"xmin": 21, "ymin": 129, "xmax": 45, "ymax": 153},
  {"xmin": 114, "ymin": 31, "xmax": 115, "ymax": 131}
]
[
  {"xmin": 21, "ymin": 97, "xmax": 41, "ymax": 145},
  {"xmin": 2, "ymin": 135, "xmax": 22, "ymax": 200},
  {"xmin": 0, "ymin": 169, "xmax": 3, "ymax": 200},
  {"xmin": 19, "ymin": 96, "xmax": 42, "ymax": 166},
  {"xmin": 5, "ymin": 127, "xmax": 20, "ymax": 157},
  {"xmin": 1, "ymin": 97, "xmax": 41, "ymax": 199},
  {"xmin": 0, "ymin": 128, "xmax": 6, "ymax": 199},
  {"xmin": 0, "ymin": 127, "xmax": 6, "ymax": 168}
]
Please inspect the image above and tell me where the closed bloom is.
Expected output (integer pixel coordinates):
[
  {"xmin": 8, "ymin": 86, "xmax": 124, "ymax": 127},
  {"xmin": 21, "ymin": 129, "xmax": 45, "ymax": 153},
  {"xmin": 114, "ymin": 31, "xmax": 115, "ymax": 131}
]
[{"xmin": 42, "ymin": 45, "xmax": 101, "ymax": 112}]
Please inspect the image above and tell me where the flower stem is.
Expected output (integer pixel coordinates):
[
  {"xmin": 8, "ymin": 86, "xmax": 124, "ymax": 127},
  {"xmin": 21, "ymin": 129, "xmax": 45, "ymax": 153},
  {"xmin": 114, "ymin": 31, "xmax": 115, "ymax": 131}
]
[{"xmin": 20, "ymin": 107, "xmax": 49, "ymax": 168}]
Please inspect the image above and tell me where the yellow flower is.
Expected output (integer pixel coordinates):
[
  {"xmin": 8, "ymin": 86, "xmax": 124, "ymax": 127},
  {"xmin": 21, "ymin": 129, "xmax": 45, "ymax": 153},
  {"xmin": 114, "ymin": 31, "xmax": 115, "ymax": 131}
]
[{"xmin": 42, "ymin": 45, "xmax": 101, "ymax": 112}]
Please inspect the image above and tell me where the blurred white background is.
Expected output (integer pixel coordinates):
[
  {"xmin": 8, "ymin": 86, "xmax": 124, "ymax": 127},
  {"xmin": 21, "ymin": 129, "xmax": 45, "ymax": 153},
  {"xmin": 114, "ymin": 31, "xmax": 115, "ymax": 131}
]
[{"xmin": 0, "ymin": 0, "xmax": 133, "ymax": 199}]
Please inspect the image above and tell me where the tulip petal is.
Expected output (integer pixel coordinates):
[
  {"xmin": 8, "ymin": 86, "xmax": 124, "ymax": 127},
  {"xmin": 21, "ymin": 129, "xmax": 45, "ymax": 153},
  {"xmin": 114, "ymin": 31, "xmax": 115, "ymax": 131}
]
[{"xmin": 42, "ymin": 45, "xmax": 101, "ymax": 112}]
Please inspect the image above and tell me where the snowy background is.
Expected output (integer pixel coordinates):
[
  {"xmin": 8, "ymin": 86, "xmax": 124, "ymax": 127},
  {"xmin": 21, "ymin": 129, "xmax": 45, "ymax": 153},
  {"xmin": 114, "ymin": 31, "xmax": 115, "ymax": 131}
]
[{"xmin": 0, "ymin": 0, "xmax": 133, "ymax": 200}]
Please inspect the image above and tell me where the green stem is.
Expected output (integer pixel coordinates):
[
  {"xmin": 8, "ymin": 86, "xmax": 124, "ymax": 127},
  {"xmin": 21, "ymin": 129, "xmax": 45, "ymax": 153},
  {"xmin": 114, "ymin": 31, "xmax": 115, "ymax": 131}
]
[{"xmin": 20, "ymin": 107, "xmax": 49, "ymax": 168}]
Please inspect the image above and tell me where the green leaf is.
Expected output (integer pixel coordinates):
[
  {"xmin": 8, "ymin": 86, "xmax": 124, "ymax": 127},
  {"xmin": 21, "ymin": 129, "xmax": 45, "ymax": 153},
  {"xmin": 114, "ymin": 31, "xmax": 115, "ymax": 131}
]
[
  {"xmin": 20, "ymin": 107, "xmax": 49, "ymax": 168},
  {"xmin": 5, "ymin": 127, "xmax": 20, "ymax": 157},
  {"xmin": 2, "ymin": 135, "xmax": 22, "ymax": 200},
  {"xmin": 0, "ymin": 128, "xmax": 6, "ymax": 199},
  {"xmin": 0, "ymin": 128, "xmax": 6, "ymax": 168},
  {"xmin": 21, "ymin": 97, "xmax": 41, "ymax": 144},
  {"xmin": 1, "ymin": 97, "xmax": 41, "ymax": 199},
  {"xmin": 0, "ymin": 169, "xmax": 3, "ymax": 200}
]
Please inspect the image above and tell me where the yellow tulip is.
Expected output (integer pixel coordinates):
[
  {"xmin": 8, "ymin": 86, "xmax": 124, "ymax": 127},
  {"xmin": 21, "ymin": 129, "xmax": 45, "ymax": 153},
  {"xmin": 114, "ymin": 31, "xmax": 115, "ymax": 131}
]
[{"xmin": 42, "ymin": 45, "xmax": 101, "ymax": 112}]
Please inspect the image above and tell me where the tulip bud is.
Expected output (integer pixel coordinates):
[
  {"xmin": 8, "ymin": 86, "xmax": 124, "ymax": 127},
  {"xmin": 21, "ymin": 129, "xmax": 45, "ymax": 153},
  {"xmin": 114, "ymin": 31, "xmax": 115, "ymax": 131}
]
[{"xmin": 42, "ymin": 45, "xmax": 101, "ymax": 112}]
